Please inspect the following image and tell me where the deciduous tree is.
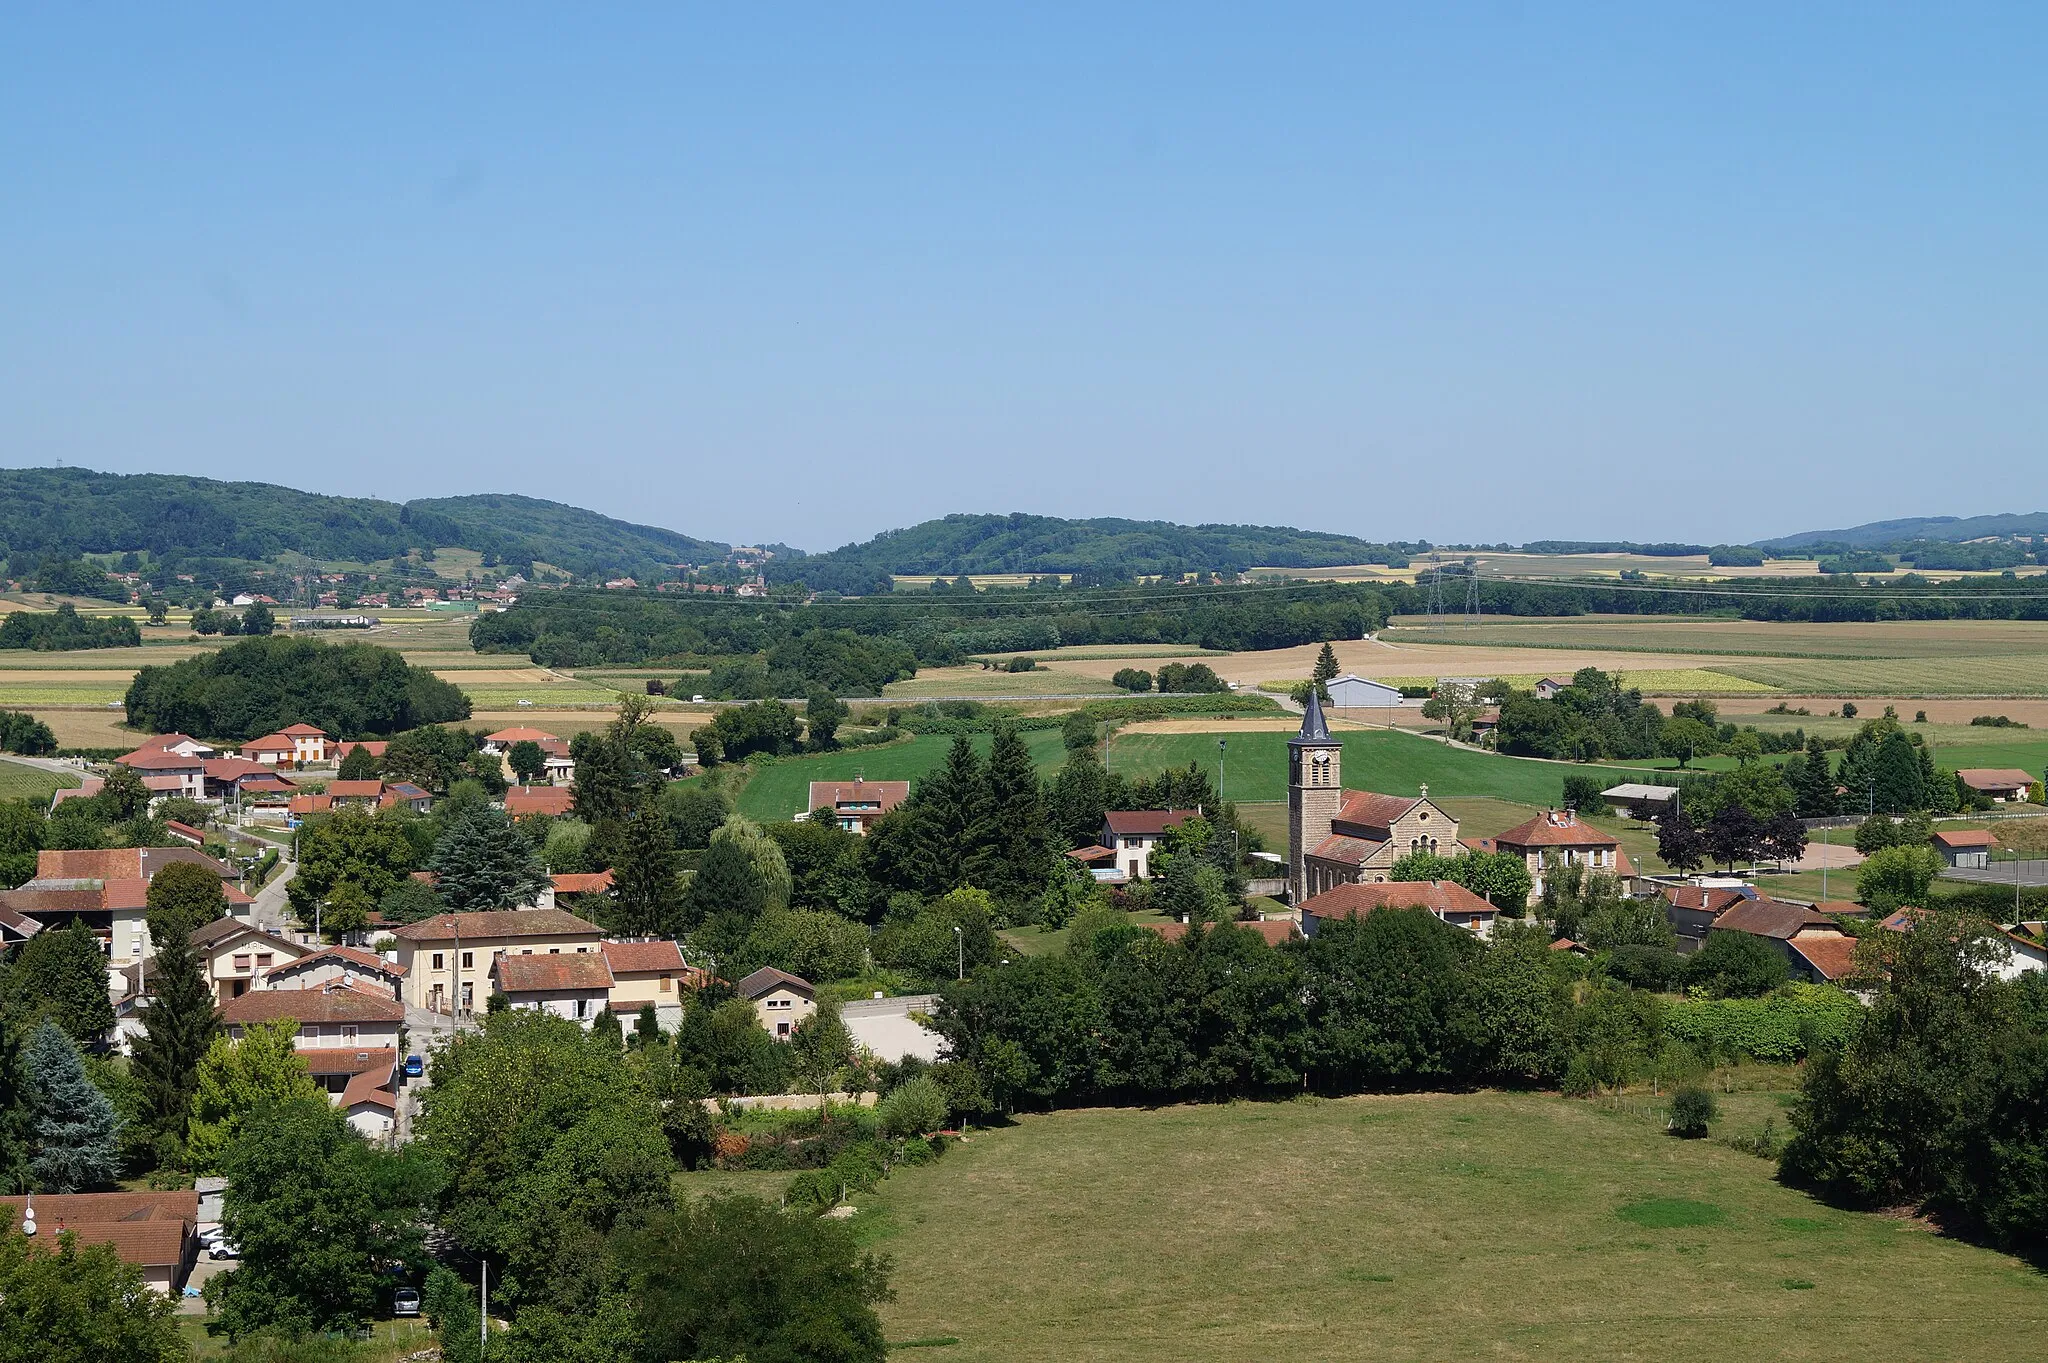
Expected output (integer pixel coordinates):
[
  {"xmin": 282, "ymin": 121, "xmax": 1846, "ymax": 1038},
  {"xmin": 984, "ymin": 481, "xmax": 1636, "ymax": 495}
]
[{"xmin": 186, "ymin": 1019, "xmax": 320, "ymax": 1174}]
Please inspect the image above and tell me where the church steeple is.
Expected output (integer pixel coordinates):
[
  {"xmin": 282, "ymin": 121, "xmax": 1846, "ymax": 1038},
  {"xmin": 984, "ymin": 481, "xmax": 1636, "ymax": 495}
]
[{"xmin": 1287, "ymin": 684, "xmax": 1342, "ymax": 907}]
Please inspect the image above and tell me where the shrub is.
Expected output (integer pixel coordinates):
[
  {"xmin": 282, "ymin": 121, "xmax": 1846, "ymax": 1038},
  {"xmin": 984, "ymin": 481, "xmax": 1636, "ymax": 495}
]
[
  {"xmin": 877, "ymin": 1074, "xmax": 949, "ymax": 1138},
  {"xmin": 1111, "ymin": 667, "xmax": 1152, "ymax": 693},
  {"xmin": 1669, "ymin": 1086, "xmax": 1716, "ymax": 1137},
  {"xmin": 1664, "ymin": 984, "xmax": 1863, "ymax": 1063}
]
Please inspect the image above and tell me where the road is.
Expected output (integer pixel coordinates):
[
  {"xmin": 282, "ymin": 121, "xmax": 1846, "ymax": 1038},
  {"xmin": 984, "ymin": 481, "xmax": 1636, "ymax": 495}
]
[{"xmin": 246, "ymin": 857, "xmax": 298, "ymax": 934}]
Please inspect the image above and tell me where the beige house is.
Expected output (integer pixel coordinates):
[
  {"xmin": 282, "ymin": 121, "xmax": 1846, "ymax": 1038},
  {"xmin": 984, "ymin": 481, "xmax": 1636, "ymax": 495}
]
[
  {"xmin": 602, "ymin": 938, "xmax": 696, "ymax": 1028},
  {"xmin": 1471, "ymin": 809, "xmax": 1637, "ymax": 903},
  {"xmin": 220, "ymin": 981, "xmax": 406, "ymax": 1113},
  {"xmin": 1299, "ymin": 788, "xmax": 1463, "ymax": 900},
  {"xmin": 1101, "ymin": 809, "xmax": 1201, "ymax": 881},
  {"xmin": 388, "ymin": 908, "xmax": 605, "ymax": 1016},
  {"xmin": 261, "ymin": 945, "xmax": 406, "ymax": 999},
  {"xmin": 189, "ymin": 918, "xmax": 312, "ymax": 1003},
  {"xmin": 736, "ymin": 966, "xmax": 816, "ymax": 1039}
]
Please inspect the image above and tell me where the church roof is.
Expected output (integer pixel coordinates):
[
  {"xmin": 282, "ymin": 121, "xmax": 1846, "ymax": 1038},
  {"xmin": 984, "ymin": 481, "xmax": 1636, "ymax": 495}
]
[
  {"xmin": 1331, "ymin": 791, "xmax": 1423, "ymax": 837},
  {"xmin": 1291, "ymin": 687, "xmax": 1331, "ymax": 744},
  {"xmin": 1308, "ymin": 833, "xmax": 1384, "ymax": 866}
]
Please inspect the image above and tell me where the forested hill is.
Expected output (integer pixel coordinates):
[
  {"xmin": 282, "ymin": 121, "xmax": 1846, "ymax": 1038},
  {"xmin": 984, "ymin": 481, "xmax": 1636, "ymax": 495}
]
[
  {"xmin": 0, "ymin": 468, "xmax": 726, "ymax": 578},
  {"xmin": 1759, "ymin": 512, "xmax": 2048, "ymax": 550},
  {"xmin": 771, "ymin": 513, "xmax": 1415, "ymax": 594}
]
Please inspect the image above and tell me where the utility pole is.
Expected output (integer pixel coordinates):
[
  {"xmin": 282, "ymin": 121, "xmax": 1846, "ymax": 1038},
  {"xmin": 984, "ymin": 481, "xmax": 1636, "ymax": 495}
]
[{"xmin": 1217, "ymin": 738, "xmax": 1227, "ymax": 806}]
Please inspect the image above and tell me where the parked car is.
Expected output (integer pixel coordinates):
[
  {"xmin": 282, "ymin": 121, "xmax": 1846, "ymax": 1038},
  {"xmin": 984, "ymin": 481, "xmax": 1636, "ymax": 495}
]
[
  {"xmin": 392, "ymin": 1287, "xmax": 421, "ymax": 1317},
  {"xmin": 403, "ymin": 1053, "xmax": 425, "ymax": 1078},
  {"xmin": 208, "ymin": 1241, "xmax": 240, "ymax": 1261}
]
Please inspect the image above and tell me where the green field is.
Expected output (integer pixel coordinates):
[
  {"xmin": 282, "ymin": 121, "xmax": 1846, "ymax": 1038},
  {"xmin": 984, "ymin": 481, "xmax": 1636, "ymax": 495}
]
[
  {"xmin": 1712, "ymin": 656, "xmax": 2048, "ymax": 697},
  {"xmin": 858, "ymin": 1093, "xmax": 2048, "ymax": 1362},
  {"xmin": 882, "ymin": 669, "xmax": 1125, "ymax": 699},
  {"xmin": 733, "ymin": 730, "xmax": 1073, "ymax": 822},
  {"xmin": 1365, "ymin": 668, "xmax": 1779, "ymax": 695},
  {"xmin": 0, "ymin": 759, "xmax": 75, "ymax": 803},
  {"xmin": 1107, "ymin": 727, "xmax": 1652, "ymax": 807}
]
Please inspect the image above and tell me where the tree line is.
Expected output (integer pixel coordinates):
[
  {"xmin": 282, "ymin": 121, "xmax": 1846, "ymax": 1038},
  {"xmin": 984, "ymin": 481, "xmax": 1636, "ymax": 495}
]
[{"xmin": 123, "ymin": 636, "xmax": 470, "ymax": 741}]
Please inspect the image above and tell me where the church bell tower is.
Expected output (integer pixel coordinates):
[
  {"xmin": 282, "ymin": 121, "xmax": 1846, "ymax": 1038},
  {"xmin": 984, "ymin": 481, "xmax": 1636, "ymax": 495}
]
[{"xmin": 1288, "ymin": 687, "xmax": 1342, "ymax": 905}]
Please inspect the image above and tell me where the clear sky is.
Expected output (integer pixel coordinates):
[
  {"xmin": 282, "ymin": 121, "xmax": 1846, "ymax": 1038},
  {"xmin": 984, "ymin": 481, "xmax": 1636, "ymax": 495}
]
[{"xmin": 3, "ymin": 6, "xmax": 2042, "ymax": 552}]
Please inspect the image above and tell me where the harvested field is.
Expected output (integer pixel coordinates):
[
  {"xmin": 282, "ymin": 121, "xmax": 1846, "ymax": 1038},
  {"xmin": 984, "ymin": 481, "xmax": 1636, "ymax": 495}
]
[
  {"xmin": 1389, "ymin": 615, "xmax": 2048, "ymax": 660},
  {"xmin": 882, "ymin": 666, "xmax": 1122, "ymax": 698},
  {"xmin": 1057, "ymin": 638, "xmax": 1732, "ymax": 690},
  {"xmin": 1711, "ymin": 656, "xmax": 2048, "ymax": 697}
]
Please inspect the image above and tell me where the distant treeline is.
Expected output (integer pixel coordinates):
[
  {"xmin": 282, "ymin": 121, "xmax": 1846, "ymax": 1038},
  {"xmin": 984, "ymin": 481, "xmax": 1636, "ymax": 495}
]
[
  {"xmin": 767, "ymin": 513, "xmax": 1420, "ymax": 595},
  {"xmin": 471, "ymin": 583, "xmax": 1388, "ymax": 681},
  {"xmin": 124, "ymin": 636, "xmax": 471, "ymax": 741},
  {"xmin": 0, "ymin": 467, "xmax": 727, "ymax": 580},
  {"xmin": 1386, "ymin": 575, "xmax": 2048, "ymax": 622},
  {"xmin": 0, "ymin": 604, "xmax": 140, "ymax": 651}
]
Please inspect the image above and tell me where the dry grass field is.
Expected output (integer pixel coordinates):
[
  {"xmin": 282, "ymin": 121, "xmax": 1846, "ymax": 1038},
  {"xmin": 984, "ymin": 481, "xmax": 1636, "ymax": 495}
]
[
  {"xmin": 860, "ymin": 1094, "xmax": 2048, "ymax": 1362},
  {"xmin": 1389, "ymin": 615, "xmax": 2048, "ymax": 660},
  {"xmin": 882, "ymin": 666, "xmax": 1124, "ymax": 698}
]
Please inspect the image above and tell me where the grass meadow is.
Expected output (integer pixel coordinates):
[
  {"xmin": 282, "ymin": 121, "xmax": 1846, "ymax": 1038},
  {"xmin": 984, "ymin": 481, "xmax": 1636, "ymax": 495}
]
[
  {"xmin": 854, "ymin": 1092, "xmax": 2048, "ymax": 1363},
  {"xmin": 733, "ymin": 729, "xmax": 1072, "ymax": 822}
]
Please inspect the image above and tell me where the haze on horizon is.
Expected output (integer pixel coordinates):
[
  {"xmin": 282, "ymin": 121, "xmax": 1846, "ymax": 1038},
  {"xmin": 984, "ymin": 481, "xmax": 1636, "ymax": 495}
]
[{"xmin": 3, "ymin": 7, "xmax": 2043, "ymax": 555}]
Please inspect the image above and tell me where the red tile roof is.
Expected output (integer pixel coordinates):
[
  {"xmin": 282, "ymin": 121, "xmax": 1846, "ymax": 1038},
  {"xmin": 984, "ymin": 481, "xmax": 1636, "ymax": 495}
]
[
  {"xmin": 1104, "ymin": 809, "xmax": 1200, "ymax": 837},
  {"xmin": 327, "ymin": 780, "xmax": 385, "ymax": 798},
  {"xmin": 601, "ymin": 938, "xmax": 687, "ymax": 974},
  {"xmin": 301, "ymin": 1046, "xmax": 397, "ymax": 1077},
  {"xmin": 1659, "ymin": 885, "xmax": 1751, "ymax": 914},
  {"xmin": 1330, "ymin": 791, "xmax": 1422, "ymax": 836},
  {"xmin": 116, "ymin": 747, "xmax": 207, "ymax": 771},
  {"xmin": 1300, "ymin": 879, "xmax": 1497, "ymax": 922},
  {"xmin": 551, "ymin": 870, "xmax": 615, "ymax": 895},
  {"xmin": 1958, "ymin": 768, "xmax": 2035, "ymax": 791},
  {"xmin": 267, "ymin": 946, "xmax": 407, "ymax": 980},
  {"xmin": 288, "ymin": 794, "xmax": 332, "ymax": 815},
  {"xmin": 35, "ymin": 847, "xmax": 230, "ymax": 882},
  {"xmin": 341, "ymin": 1064, "xmax": 397, "ymax": 1111},
  {"xmin": 1065, "ymin": 844, "xmax": 1116, "ymax": 862},
  {"xmin": 335, "ymin": 740, "xmax": 387, "ymax": 759},
  {"xmin": 241, "ymin": 734, "xmax": 296, "ymax": 753},
  {"xmin": 1491, "ymin": 810, "xmax": 1620, "ymax": 849},
  {"xmin": 735, "ymin": 966, "xmax": 814, "ymax": 1000},
  {"xmin": 492, "ymin": 951, "xmax": 614, "ymax": 992},
  {"xmin": 807, "ymin": 779, "xmax": 909, "ymax": 812},
  {"xmin": 277, "ymin": 724, "xmax": 329, "ymax": 737},
  {"xmin": 204, "ymin": 757, "xmax": 283, "ymax": 782},
  {"xmin": 1932, "ymin": 829, "xmax": 1999, "ymax": 849},
  {"xmin": 1146, "ymin": 918, "xmax": 1298, "ymax": 946},
  {"xmin": 1307, "ymin": 833, "xmax": 1384, "ymax": 866},
  {"xmin": 485, "ymin": 726, "xmax": 562, "ymax": 744},
  {"xmin": 1711, "ymin": 899, "xmax": 1844, "ymax": 941},
  {"xmin": 221, "ymin": 983, "xmax": 404, "ymax": 1026},
  {"xmin": 0, "ymin": 1192, "xmax": 195, "ymax": 1271},
  {"xmin": 1788, "ymin": 934, "xmax": 1860, "ymax": 981},
  {"xmin": 389, "ymin": 908, "xmax": 602, "ymax": 942},
  {"xmin": 505, "ymin": 786, "xmax": 575, "ymax": 818}
]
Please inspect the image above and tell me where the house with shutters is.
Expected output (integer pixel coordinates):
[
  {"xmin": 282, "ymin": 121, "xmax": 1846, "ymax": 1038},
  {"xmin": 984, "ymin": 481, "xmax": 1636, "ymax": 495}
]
[
  {"xmin": 1101, "ymin": 809, "xmax": 1201, "ymax": 881},
  {"xmin": 491, "ymin": 950, "xmax": 615, "ymax": 1026},
  {"xmin": 1470, "ymin": 809, "xmax": 1637, "ymax": 904},
  {"xmin": 602, "ymin": 938, "xmax": 702, "ymax": 1029},
  {"xmin": 736, "ymin": 966, "xmax": 816, "ymax": 1039},
  {"xmin": 388, "ymin": 908, "xmax": 605, "ymax": 1016}
]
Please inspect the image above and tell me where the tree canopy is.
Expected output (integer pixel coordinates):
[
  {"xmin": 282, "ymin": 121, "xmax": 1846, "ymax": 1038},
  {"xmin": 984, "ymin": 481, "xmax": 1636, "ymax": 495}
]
[{"xmin": 123, "ymin": 636, "xmax": 468, "ymax": 741}]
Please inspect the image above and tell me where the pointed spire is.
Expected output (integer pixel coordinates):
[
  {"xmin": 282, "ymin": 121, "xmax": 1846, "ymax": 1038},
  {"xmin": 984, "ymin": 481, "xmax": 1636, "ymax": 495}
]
[{"xmin": 1296, "ymin": 684, "xmax": 1330, "ymax": 742}]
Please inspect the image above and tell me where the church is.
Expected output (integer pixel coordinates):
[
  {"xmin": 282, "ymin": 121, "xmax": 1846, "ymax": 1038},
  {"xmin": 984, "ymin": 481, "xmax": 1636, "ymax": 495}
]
[{"xmin": 1287, "ymin": 687, "xmax": 1463, "ymax": 904}]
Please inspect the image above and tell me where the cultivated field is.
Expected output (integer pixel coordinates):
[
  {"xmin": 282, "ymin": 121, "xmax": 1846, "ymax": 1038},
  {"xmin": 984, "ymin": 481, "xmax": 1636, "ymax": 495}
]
[
  {"xmin": 0, "ymin": 758, "xmax": 76, "ymax": 803},
  {"xmin": 862, "ymin": 1093, "xmax": 2048, "ymax": 1362},
  {"xmin": 882, "ymin": 666, "xmax": 1124, "ymax": 699}
]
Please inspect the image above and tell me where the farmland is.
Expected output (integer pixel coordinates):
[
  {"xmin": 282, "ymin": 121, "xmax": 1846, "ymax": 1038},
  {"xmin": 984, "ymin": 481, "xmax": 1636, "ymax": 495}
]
[
  {"xmin": 0, "ymin": 758, "xmax": 76, "ymax": 803},
  {"xmin": 858, "ymin": 1093, "xmax": 2048, "ymax": 1363}
]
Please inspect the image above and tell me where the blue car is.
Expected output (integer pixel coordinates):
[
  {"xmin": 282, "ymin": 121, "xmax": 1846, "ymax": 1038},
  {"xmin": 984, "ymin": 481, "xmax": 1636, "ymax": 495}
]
[{"xmin": 403, "ymin": 1054, "xmax": 425, "ymax": 1078}]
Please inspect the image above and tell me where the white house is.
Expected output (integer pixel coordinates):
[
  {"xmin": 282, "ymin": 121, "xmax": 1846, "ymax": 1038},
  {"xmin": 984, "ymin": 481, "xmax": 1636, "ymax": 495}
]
[
  {"xmin": 491, "ymin": 950, "xmax": 615, "ymax": 1025},
  {"xmin": 735, "ymin": 966, "xmax": 816, "ymax": 1039},
  {"xmin": 1101, "ymin": 809, "xmax": 1199, "ymax": 881}
]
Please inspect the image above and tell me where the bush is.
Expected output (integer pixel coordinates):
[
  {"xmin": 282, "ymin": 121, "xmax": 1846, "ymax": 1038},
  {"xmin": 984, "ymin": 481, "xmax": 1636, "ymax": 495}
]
[
  {"xmin": 1111, "ymin": 667, "xmax": 1152, "ymax": 693},
  {"xmin": 1561, "ymin": 773, "xmax": 1611, "ymax": 816},
  {"xmin": 1005, "ymin": 656, "xmax": 1038, "ymax": 673},
  {"xmin": 1669, "ymin": 1086, "xmax": 1716, "ymax": 1138},
  {"xmin": 1664, "ymin": 984, "xmax": 1863, "ymax": 1063},
  {"xmin": 876, "ymin": 1074, "xmax": 949, "ymax": 1138}
]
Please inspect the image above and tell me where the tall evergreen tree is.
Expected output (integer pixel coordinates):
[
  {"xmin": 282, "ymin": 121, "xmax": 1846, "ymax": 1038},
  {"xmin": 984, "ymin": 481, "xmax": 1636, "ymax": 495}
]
[
  {"xmin": 428, "ymin": 806, "xmax": 550, "ymax": 911},
  {"xmin": 610, "ymin": 805, "xmax": 681, "ymax": 936},
  {"xmin": 0, "ymin": 1010, "xmax": 29, "ymax": 1192},
  {"xmin": 680, "ymin": 834, "xmax": 768, "ymax": 932},
  {"xmin": 1312, "ymin": 641, "xmax": 1340, "ymax": 699},
  {"xmin": 25, "ymin": 1021, "xmax": 121, "ymax": 1193},
  {"xmin": 914, "ymin": 734, "xmax": 993, "ymax": 894},
  {"xmin": 1048, "ymin": 747, "xmax": 1111, "ymax": 848},
  {"xmin": 127, "ymin": 917, "xmax": 220, "ymax": 1165},
  {"xmin": 1789, "ymin": 736, "xmax": 1838, "ymax": 817},
  {"xmin": 1871, "ymin": 730, "xmax": 1926, "ymax": 814},
  {"xmin": 977, "ymin": 722, "xmax": 1054, "ymax": 904}
]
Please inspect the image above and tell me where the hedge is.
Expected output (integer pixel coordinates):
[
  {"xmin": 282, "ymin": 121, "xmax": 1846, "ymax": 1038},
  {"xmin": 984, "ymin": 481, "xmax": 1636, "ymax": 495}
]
[{"xmin": 1665, "ymin": 984, "xmax": 1864, "ymax": 1063}]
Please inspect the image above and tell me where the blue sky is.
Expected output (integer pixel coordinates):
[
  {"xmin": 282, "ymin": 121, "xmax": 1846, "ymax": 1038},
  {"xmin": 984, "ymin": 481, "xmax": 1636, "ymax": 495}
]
[{"xmin": 3, "ymin": 6, "xmax": 2042, "ymax": 552}]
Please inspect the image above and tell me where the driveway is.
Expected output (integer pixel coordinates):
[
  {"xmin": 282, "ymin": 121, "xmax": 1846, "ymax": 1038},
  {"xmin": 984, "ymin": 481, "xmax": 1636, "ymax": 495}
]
[{"xmin": 841, "ymin": 994, "xmax": 946, "ymax": 1063}]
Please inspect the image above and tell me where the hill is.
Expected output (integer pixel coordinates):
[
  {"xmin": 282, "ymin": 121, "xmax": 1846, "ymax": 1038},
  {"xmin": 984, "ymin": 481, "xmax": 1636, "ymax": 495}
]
[
  {"xmin": 0, "ymin": 467, "xmax": 727, "ymax": 579},
  {"xmin": 1758, "ymin": 512, "xmax": 2048, "ymax": 550},
  {"xmin": 771, "ymin": 513, "xmax": 1414, "ymax": 594}
]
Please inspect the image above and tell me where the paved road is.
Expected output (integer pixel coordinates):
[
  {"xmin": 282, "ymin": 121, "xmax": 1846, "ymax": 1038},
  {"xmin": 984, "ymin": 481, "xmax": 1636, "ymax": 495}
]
[{"xmin": 247, "ymin": 859, "xmax": 298, "ymax": 934}]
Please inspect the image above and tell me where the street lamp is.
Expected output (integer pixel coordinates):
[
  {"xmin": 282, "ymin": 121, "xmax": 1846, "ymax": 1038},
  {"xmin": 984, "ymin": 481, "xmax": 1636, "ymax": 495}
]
[
  {"xmin": 1217, "ymin": 738, "xmax": 1227, "ymax": 806},
  {"xmin": 952, "ymin": 924, "xmax": 964, "ymax": 982}
]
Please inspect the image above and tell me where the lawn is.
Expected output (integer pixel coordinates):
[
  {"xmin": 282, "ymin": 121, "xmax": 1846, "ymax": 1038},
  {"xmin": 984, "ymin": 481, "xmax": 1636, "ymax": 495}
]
[
  {"xmin": 0, "ymin": 758, "xmax": 75, "ymax": 803},
  {"xmin": 734, "ymin": 730, "xmax": 1072, "ymax": 822},
  {"xmin": 1104, "ymin": 726, "xmax": 1653, "ymax": 807},
  {"xmin": 860, "ymin": 1093, "xmax": 2048, "ymax": 1362}
]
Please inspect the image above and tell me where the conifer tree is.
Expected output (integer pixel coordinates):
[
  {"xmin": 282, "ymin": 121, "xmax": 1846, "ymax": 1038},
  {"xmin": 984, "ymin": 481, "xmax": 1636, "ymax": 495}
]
[
  {"xmin": 680, "ymin": 834, "xmax": 767, "ymax": 931},
  {"xmin": 25, "ymin": 1020, "xmax": 121, "ymax": 1192},
  {"xmin": 978, "ymin": 721, "xmax": 1053, "ymax": 903},
  {"xmin": 1312, "ymin": 641, "xmax": 1340, "ymax": 700},
  {"xmin": 610, "ymin": 804, "xmax": 681, "ymax": 936},
  {"xmin": 128, "ymin": 917, "xmax": 221, "ymax": 1164},
  {"xmin": 428, "ymin": 805, "xmax": 550, "ymax": 911},
  {"xmin": 0, "ymin": 1010, "xmax": 29, "ymax": 1192}
]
